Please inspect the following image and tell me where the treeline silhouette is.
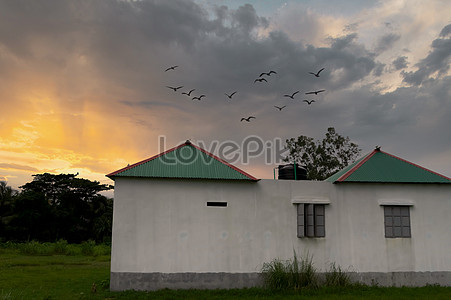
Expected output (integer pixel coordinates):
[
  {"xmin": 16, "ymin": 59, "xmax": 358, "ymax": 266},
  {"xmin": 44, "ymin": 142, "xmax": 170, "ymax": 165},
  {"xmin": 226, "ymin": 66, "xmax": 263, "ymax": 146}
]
[{"xmin": 0, "ymin": 173, "xmax": 113, "ymax": 243}]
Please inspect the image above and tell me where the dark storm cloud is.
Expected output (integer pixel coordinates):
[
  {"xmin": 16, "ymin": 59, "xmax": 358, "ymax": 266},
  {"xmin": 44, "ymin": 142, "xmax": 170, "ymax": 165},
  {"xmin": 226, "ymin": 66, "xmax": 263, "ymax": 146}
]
[
  {"xmin": 372, "ymin": 62, "xmax": 386, "ymax": 76},
  {"xmin": 374, "ymin": 33, "xmax": 400, "ymax": 54},
  {"xmin": 439, "ymin": 24, "xmax": 451, "ymax": 38},
  {"xmin": 0, "ymin": 0, "xmax": 378, "ymax": 101},
  {"xmin": 230, "ymin": 3, "xmax": 268, "ymax": 34},
  {"xmin": 402, "ymin": 24, "xmax": 451, "ymax": 86},
  {"xmin": 392, "ymin": 56, "xmax": 408, "ymax": 70},
  {"xmin": 313, "ymin": 34, "xmax": 377, "ymax": 88}
]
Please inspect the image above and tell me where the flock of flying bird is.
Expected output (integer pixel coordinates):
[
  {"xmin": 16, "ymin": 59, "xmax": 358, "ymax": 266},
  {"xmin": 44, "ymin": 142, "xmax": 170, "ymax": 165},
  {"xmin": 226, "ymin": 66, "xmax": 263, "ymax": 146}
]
[{"xmin": 164, "ymin": 65, "xmax": 326, "ymax": 122}]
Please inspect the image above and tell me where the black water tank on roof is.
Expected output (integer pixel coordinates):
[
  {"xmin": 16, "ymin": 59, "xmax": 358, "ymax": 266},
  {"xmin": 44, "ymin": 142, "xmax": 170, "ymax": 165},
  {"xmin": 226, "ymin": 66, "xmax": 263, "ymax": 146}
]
[{"xmin": 278, "ymin": 164, "xmax": 307, "ymax": 180}]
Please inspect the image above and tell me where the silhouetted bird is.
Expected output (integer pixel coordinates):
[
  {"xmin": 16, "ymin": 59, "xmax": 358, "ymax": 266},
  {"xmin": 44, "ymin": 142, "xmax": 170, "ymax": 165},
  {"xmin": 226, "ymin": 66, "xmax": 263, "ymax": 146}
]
[
  {"xmin": 192, "ymin": 95, "xmax": 206, "ymax": 100},
  {"xmin": 284, "ymin": 91, "xmax": 299, "ymax": 99},
  {"xmin": 274, "ymin": 105, "xmax": 286, "ymax": 111},
  {"xmin": 182, "ymin": 89, "xmax": 195, "ymax": 96},
  {"xmin": 167, "ymin": 86, "xmax": 183, "ymax": 92},
  {"xmin": 165, "ymin": 65, "xmax": 178, "ymax": 72},
  {"xmin": 309, "ymin": 68, "xmax": 325, "ymax": 77},
  {"xmin": 259, "ymin": 70, "xmax": 277, "ymax": 77},
  {"xmin": 225, "ymin": 91, "xmax": 237, "ymax": 99},
  {"xmin": 303, "ymin": 100, "xmax": 315, "ymax": 105},
  {"xmin": 305, "ymin": 89, "xmax": 325, "ymax": 95},
  {"xmin": 241, "ymin": 116, "xmax": 256, "ymax": 122},
  {"xmin": 254, "ymin": 78, "xmax": 267, "ymax": 83}
]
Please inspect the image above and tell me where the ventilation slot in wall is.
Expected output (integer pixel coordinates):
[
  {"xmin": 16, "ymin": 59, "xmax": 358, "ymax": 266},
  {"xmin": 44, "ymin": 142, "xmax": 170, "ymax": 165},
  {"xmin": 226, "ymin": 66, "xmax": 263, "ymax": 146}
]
[{"xmin": 206, "ymin": 201, "xmax": 227, "ymax": 207}]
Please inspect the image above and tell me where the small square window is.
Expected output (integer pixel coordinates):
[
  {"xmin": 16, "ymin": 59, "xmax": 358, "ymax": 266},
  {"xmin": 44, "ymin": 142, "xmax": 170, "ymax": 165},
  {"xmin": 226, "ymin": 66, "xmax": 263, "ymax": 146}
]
[{"xmin": 384, "ymin": 206, "xmax": 411, "ymax": 238}]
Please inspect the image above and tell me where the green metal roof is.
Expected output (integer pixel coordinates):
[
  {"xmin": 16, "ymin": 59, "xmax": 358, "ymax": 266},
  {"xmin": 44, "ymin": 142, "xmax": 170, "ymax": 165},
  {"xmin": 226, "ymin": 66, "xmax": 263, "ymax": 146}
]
[
  {"xmin": 326, "ymin": 148, "xmax": 451, "ymax": 183},
  {"xmin": 106, "ymin": 141, "xmax": 259, "ymax": 181}
]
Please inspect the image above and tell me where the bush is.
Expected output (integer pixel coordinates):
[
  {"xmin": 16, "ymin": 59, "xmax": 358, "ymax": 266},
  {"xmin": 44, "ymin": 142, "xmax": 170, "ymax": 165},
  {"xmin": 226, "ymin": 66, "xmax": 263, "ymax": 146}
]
[
  {"xmin": 5, "ymin": 240, "xmax": 111, "ymax": 257},
  {"xmin": 18, "ymin": 241, "xmax": 53, "ymax": 255},
  {"xmin": 52, "ymin": 239, "xmax": 68, "ymax": 255},
  {"xmin": 81, "ymin": 240, "xmax": 96, "ymax": 256},
  {"xmin": 93, "ymin": 244, "xmax": 111, "ymax": 256}
]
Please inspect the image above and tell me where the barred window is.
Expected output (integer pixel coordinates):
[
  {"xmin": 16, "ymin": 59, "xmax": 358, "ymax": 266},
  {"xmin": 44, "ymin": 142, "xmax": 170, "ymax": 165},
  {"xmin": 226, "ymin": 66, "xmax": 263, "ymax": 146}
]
[
  {"xmin": 297, "ymin": 204, "xmax": 325, "ymax": 238},
  {"xmin": 384, "ymin": 206, "xmax": 411, "ymax": 238}
]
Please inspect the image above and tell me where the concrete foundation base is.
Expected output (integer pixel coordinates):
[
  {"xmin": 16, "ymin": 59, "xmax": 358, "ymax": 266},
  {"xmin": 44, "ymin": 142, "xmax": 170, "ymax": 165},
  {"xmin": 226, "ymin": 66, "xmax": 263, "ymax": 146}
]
[
  {"xmin": 348, "ymin": 271, "xmax": 451, "ymax": 287},
  {"xmin": 110, "ymin": 271, "xmax": 451, "ymax": 291},
  {"xmin": 110, "ymin": 272, "xmax": 262, "ymax": 291}
]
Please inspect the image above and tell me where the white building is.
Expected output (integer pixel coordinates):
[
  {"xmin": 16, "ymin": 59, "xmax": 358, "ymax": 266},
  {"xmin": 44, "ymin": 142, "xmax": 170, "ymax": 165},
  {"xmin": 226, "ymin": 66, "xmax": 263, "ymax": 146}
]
[{"xmin": 107, "ymin": 141, "xmax": 451, "ymax": 290}]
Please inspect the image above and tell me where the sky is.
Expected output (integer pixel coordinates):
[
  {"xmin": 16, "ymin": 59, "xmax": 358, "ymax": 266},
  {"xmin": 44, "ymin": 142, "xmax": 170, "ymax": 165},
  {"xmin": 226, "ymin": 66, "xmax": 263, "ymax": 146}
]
[{"xmin": 1, "ymin": 0, "xmax": 451, "ymax": 192}]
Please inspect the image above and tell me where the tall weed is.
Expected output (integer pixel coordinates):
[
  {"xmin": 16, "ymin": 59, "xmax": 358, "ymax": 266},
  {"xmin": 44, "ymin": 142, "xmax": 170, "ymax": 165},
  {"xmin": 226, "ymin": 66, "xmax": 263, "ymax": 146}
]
[
  {"xmin": 261, "ymin": 251, "xmax": 318, "ymax": 290},
  {"xmin": 325, "ymin": 262, "xmax": 351, "ymax": 287}
]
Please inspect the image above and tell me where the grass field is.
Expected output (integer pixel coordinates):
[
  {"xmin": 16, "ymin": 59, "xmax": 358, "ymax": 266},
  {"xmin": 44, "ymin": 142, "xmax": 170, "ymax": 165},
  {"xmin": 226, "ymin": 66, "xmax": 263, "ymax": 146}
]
[{"xmin": 1, "ymin": 243, "xmax": 451, "ymax": 299}]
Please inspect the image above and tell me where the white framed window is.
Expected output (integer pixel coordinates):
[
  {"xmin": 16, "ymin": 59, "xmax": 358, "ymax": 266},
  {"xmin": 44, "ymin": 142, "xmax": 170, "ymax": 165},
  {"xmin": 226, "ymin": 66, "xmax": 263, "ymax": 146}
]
[
  {"xmin": 297, "ymin": 204, "xmax": 325, "ymax": 238},
  {"xmin": 384, "ymin": 206, "xmax": 411, "ymax": 238}
]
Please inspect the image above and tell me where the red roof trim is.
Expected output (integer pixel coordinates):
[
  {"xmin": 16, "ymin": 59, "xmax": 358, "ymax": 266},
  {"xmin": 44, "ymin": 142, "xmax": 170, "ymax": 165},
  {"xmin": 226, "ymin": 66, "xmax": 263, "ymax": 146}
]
[
  {"xmin": 106, "ymin": 141, "xmax": 260, "ymax": 181},
  {"xmin": 380, "ymin": 150, "xmax": 451, "ymax": 181},
  {"xmin": 336, "ymin": 150, "xmax": 377, "ymax": 182}
]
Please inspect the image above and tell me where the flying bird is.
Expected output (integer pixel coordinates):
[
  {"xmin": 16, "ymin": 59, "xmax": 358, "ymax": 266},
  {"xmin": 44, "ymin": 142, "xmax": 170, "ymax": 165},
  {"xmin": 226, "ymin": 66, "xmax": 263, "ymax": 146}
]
[
  {"xmin": 305, "ymin": 89, "xmax": 325, "ymax": 95},
  {"xmin": 167, "ymin": 86, "xmax": 184, "ymax": 92},
  {"xmin": 241, "ymin": 116, "xmax": 256, "ymax": 122},
  {"xmin": 192, "ymin": 95, "xmax": 206, "ymax": 100},
  {"xmin": 309, "ymin": 68, "xmax": 325, "ymax": 77},
  {"xmin": 283, "ymin": 91, "xmax": 300, "ymax": 99},
  {"xmin": 182, "ymin": 89, "xmax": 195, "ymax": 96},
  {"xmin": 274, "ymin": 105, "xmax": 287, "ymax": 111},
  {"xmin": 259, "ymin": 70, "xmax": 277, "ymax": 77},
  {"xmin": 254, "ymin": 78, "xmax": 268, "ymax": 83},
  {"xmin": 165, "ymin": 65, "xmax": 178, "ymax": 72},
  {"xmin": 225, "ymin": 91, "xmax": 237, "ymax": 99},
  {"xmin": 303, "ymin": 100, "xmax": 316, "ymax": 105}
]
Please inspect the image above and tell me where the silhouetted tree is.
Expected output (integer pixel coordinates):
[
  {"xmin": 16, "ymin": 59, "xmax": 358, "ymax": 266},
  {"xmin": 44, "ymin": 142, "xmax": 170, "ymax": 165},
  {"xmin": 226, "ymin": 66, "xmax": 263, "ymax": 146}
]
[
  {"xmin": 8, "ymin": 190, "xmax": 53, "ymax": 241},
  {"xmin": 284, "ymin": 127, "xmax": 361, "ymax": 180},
  {"xmin": 4, "ymin": 173, "xmax": 113, "ymax": 243},
  {"xmin": 0, "ymin": 181, "xmax": 18, "ymax": 239}
]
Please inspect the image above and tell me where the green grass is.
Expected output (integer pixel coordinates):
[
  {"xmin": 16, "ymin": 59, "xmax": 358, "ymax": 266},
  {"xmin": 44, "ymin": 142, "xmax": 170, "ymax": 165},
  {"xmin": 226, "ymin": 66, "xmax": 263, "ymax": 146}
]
[{"xmin": 1, "ymin": 243, "xmax": 451, "ymax": 299}]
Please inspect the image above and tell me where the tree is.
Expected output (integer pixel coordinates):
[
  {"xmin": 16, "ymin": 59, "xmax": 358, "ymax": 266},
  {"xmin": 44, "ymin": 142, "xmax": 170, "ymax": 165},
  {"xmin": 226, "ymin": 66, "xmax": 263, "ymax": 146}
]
[
  {"xmin": 5, "ymin": 173, "xmax": 114, "ymax": 243},
  {"xmin": 8, "ymin": 190, "xmax": 53, "ymax": 241},
  {"xmin": 283, "ymin": 127, "xmax": 361, "ymax": 180},
  {"xmin": 0, "ymin": 181, "xmax": 18, "ymax": 239},
  {"xmin": 0, "ymin": 181, "xmax": 17, "ymax": 219}
]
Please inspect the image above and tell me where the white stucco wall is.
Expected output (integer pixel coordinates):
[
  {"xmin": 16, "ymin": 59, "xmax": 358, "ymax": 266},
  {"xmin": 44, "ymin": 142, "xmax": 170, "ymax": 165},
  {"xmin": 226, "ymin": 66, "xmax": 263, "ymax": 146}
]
[{"xmin": 110, "ymin": 178, "xmax": 451, "ymax": 275}]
